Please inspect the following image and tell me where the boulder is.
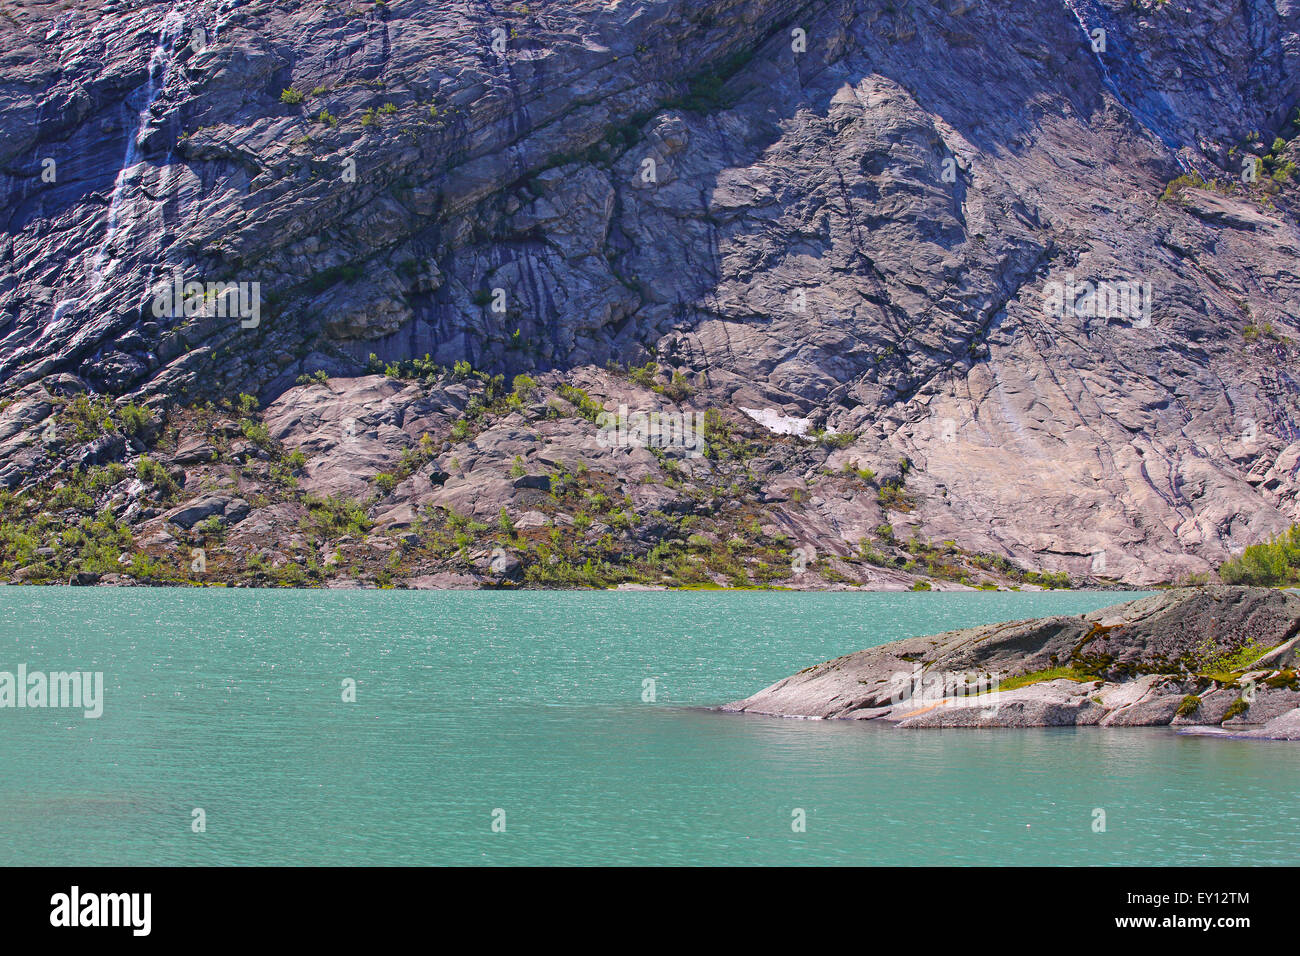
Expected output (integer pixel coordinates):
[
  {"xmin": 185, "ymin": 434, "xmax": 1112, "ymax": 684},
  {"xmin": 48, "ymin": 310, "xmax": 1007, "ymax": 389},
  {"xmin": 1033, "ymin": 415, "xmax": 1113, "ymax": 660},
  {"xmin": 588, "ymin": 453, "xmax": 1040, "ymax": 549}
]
[{"xmin": 163, "ymin": 495, "xmax": 250, "ymax": 529}]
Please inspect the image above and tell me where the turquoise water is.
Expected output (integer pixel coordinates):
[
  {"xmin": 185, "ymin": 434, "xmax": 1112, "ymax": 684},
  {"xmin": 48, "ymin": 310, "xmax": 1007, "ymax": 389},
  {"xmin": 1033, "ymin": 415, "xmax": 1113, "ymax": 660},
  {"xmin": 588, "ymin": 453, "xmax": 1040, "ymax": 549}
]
[{"xmin": 1, "ymin": 587, "xmax": 1297, "ymax": 866}]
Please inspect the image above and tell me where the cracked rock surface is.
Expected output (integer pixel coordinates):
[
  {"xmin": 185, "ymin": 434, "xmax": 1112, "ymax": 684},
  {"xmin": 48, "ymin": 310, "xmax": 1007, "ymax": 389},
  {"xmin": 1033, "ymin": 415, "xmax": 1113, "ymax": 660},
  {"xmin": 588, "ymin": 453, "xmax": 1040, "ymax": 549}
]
[
  {"xmin": 723, "ymin": 585, "xmax": 1300, "ymax": 737},
  {"xmin": 4, "ymin": 0, "xmax": 1300, "ymax": 584}
]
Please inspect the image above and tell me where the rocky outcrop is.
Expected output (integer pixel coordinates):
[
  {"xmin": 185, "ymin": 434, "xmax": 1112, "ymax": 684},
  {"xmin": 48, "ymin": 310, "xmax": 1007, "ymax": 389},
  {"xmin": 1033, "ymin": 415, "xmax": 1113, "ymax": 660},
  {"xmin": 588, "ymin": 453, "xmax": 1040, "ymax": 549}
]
[
  {"xmin": 722, "ymin": 586, "xmax": 1300, "ymax": 737},
  {"xmin": 161, "ymin": 493, "xmax": 248, "ymax": 529},
  {"xmin": 3, "ymin": 1, "xmax": 1300, "ymax": 583},
  {"xmin": 12, "ymin": 367, "xmax": 1047, "ymax": 588}
]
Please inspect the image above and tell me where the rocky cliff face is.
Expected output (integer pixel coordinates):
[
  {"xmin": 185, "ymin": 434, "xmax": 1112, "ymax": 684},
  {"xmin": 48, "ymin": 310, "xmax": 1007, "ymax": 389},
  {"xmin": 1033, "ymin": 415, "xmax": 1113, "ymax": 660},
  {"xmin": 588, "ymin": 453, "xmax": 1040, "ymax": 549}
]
[{"xmin": 3, "ymin": 0, "xmax": 1300, "ymax": 587}]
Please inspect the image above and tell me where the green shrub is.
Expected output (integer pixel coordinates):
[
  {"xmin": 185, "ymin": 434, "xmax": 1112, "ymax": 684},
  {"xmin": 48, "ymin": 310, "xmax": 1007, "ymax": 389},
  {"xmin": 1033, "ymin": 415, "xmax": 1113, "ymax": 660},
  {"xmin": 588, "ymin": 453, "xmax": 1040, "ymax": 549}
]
[
  {"xmin": 116, "ymin": 403, "xmax": 150, "ymax": 435},
  {"xmin": 877, "ymin": 482, "xmax": 912, "ymax": 512},
  {"xmin": 662, "ymin": 370, "xmax": 694, "ymax": 402},
  {"xmin": 241, "ymin": 419, "xmax": 273, "ymax": 449},
  {"xmin": 628, "ymin": 361, "xmax": 658, "ymax": 388},
  {"xmin": 512, "ymin": 374, "xmax": 537, "ymax": 401},
  {"xmin": 136, "ymin": 455, "xmax": 178, "ymax": 498},
  {"xmin": 301, "ymin": 495, "xmax": 371, "ymax": 540},
  {"xmin": 1024, "ymin": 570, "xmax": 1071, "ymax": 590},
  {"xmin": 816, "ymin": 429, "xmax": 855, "ymax": 449},
  {"xmin": 281, "ymin": 87, "xmax": 305, "ymax": 105},
  {"xmin": 556, "ymin": 383, "xmax": 603, "ymax": 422},
  {"xmin": 64, "ymin": 394, "xmax": 116, "ymax": 443},
  {"xmin": 1219, "ymin": 524, "xmax": 1300, "ymax": 586},
  {"xmin": 196, "ymin": 515, "xmax": 225, "ymax": 537},
  {"xmin": 1223, "ymin": 697, "xmax": 1249, "ymax": 721}
]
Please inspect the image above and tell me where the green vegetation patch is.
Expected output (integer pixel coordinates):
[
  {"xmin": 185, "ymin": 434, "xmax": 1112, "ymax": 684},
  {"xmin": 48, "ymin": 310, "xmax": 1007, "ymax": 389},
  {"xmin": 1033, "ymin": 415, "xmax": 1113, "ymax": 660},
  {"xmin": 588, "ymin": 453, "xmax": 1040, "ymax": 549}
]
[
  {"xmin": 994, "ymin": 666, "xmax": 1096, "ymax": 693},
  {"xmin": 1219, "ymin": 523, "xmax": 1300, "ymax": 586},
  {"xmin": 1222, "ymin": 697, "xmax": 1250, "ymax": 721}
]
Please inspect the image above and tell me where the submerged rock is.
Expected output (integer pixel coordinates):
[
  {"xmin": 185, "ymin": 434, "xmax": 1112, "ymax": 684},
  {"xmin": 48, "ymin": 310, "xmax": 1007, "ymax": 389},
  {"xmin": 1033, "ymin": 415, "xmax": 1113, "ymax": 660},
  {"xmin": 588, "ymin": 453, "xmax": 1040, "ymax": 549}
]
[{"xmin": 722, "ymin": 586, "xmax": 1300, "ymax": 736}]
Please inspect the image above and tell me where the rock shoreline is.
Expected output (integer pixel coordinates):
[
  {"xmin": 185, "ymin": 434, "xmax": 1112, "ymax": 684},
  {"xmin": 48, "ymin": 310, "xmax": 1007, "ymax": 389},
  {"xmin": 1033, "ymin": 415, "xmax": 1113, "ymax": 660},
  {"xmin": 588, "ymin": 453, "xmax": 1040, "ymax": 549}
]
[{"xmin": 722, "ymin": 586, "xmax": 1300, "ymax": 740}]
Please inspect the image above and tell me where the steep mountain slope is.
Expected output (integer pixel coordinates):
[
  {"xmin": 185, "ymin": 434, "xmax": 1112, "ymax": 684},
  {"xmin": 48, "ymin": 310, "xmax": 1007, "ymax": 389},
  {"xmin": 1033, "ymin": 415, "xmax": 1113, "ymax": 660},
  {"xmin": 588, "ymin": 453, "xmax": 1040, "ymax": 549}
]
[{"xmin": 2, "ymin": 0, "xmax": 1300, "ymax": 587}]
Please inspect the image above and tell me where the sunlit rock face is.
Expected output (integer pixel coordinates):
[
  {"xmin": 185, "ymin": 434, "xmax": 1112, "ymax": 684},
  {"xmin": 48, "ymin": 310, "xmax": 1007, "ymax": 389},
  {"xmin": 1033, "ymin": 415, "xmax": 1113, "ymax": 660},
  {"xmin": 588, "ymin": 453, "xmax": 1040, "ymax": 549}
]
[{"xmin": 2, "ymin": 0, "xmax": 1300, "ymax": 583}]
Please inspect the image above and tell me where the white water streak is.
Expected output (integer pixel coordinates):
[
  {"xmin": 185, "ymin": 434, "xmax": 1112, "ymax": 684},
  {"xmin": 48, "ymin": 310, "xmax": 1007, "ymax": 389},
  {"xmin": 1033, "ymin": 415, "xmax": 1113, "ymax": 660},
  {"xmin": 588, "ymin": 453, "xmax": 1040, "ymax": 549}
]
[{"xmin": 87, "ymin": 5, "xmax": 187, "ymax": 292}]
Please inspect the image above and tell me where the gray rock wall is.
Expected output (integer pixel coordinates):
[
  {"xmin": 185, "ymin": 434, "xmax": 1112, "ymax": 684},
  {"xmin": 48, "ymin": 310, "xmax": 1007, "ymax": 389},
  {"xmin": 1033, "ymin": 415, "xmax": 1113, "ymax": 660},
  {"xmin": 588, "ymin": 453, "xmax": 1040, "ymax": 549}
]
[{"xmin": 4, "ymin": 0, "xmax": 1300, "ymax": 582}]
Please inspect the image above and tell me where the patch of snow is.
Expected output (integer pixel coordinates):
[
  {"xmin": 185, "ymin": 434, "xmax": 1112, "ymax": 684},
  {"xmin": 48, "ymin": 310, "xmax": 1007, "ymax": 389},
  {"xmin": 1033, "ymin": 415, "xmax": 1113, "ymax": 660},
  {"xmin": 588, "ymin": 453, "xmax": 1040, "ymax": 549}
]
[{"xmin": 741, "ymin": 407, "xmax": 816, "ymax": 437}]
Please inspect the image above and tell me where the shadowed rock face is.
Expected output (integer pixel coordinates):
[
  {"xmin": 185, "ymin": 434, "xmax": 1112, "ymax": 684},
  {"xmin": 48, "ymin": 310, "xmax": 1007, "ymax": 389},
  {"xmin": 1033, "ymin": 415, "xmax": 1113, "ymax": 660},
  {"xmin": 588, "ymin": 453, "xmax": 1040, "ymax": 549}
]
[
  {"xmin": 723, "ymin": 586, "xmax": 1300, "ymax": 737},
  {"xmin": 3, "ymin": 0, "xmax": 1300, "ymax": 583}
]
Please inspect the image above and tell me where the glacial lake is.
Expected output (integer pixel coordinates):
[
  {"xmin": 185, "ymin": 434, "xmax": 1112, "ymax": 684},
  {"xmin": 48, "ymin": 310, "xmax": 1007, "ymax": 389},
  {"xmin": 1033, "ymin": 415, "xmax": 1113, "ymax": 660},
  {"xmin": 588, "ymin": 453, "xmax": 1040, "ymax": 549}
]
[{"xmin": 2, "ymin": 587, "xmax": 1297, "ymax": 866}]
